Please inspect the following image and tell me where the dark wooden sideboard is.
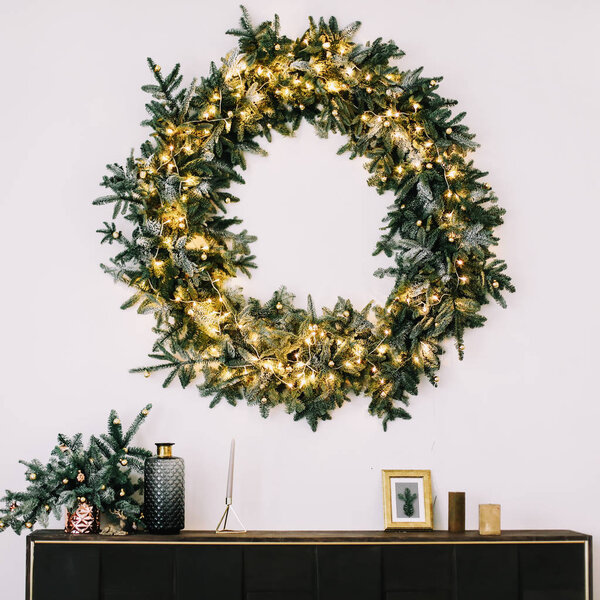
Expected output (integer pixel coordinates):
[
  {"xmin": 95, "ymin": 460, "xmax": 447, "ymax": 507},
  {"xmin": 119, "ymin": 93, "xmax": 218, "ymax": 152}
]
[{"xmin": 27, "ymin": 530, "xmax": 592, "ymax": 600}]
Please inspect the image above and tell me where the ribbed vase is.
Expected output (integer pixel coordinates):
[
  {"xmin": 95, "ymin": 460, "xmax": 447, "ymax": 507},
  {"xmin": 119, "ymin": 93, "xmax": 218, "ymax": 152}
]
[{"xmin": 144, "ymin": 443, "xmax": 185, "ymax": 534}]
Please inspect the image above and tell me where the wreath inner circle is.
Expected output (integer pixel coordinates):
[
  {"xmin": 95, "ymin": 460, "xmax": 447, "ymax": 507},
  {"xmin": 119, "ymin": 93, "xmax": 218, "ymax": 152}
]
[
  {"xmin": 227, "ymin": 127, "xmax": 391, "ymax": 308},
  {"xmin": 95, "ymin": 10, "xmax": 514, "ymax": 431}
]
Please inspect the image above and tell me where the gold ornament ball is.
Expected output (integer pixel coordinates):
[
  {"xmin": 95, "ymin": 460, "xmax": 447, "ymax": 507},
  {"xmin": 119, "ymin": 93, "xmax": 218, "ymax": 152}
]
[
  {"xmin": 123, "ymin": 447, "xmax": 128, "ymax": 453},
  {"xmin": 492, "ymin": 280, "xmax": 500, "ymax": 288},
  {"xmin": 201, "ymin": 252, "xmax": 208, "ymax": 261},
  {"xmin": 225, "ymin": 196, "xmax": 231, "ymax": 203},
  {"xmin": 328, "ymin": 360, "xmax": 335, "ymax": 367},
  {"xmin": 458, "ymin": 343, "xmax": 465, "ymax": 351},
  {"xmin": 112, "ymin": 231, "xmax": 120, "ymax": 239},
  {"xmin": 0, "ymin": 521, "xmax": 4, "ymax": 528},
  {"xmin": 143, "ymin": 370, "xmax": 151, "ymax": 378},
  {"xmin": 446, "ymin": 127, "xmax": 453, "ymax": 134},
  {"xmin": 44, "ymin": 505, "xmax": 50, "ymax": 512},
  {"xmin": 113, "ymin": 418, "xmax": 121, "ymax": 425},
  {"xmin": 119, "ymin": 489, "xmax": 126, "ymax": 497},
  {"xmin": 332, "ymin": 109, "xmax": 338, "ymax": 116},
  {"xmin": 79, "ymin": 497, "xmax": 86, "ymax": 503},
  {"xmin": 426, "ymin": 163, "xmax": 433, "ymax": 169},
  {"xmin": 153, "ymin": 64, "xmax": 161, "ymax": 73},
  {"xmin": 416, "ymin": 220, "xmax": 423, "ymax": 227},
  {"xmin": 62, "ymin": 478, "xmax": 69, "ymax": 485},
  {"xmin": 120, "ymin": 459, "xmax": 128, "ymax": 466},
  {"xmin": 29, "ymin": 473, "xmax": 37, "ymax": 480},
  {"xmin": 142, "ymin": 408, "xmax": 149, "ymax": 415},
  {"xmin": 343, "ymin": 310, "xmax": 350, "ymax": 318},
  {"xmin": 276, "ymin": 302, "xmax": 283, "ymax": 310},
  {"xmin": 322, "ymin": 41, "xmax": 331, "ymax": 49},
  {"xmin": 433, "ymin": 376, "xmax": 440, "ymax": 383},
  {"xmin": 260, "ymin": 397, "xmax": 267, "ymax": 404},
  {"xmin": 100, "ymin": 485, "xmax": 106, "ymax": 491},
  {"xmin": 25, "ymin": 522, "xmax": 33, "ymax": 529},
  {"xmin": 274, "ymin": 43, "xmax": 281, "ymax": 50}
]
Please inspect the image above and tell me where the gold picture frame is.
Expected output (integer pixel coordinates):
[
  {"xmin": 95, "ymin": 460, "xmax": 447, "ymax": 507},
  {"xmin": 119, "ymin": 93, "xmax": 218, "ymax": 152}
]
[{"xmin": 382, "ymin": 469, "xmax": 433, "ymax": 530}]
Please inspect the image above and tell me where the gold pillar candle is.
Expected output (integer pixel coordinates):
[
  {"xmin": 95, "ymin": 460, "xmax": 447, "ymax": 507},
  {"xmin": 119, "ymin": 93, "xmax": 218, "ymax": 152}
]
[
  {"xmin": 448, "ymin": 492, "xmax": 466, "ymax": 533},
  {"xmin": 479, "ymin": 504, "xmax": 501, "ymax": 535}
]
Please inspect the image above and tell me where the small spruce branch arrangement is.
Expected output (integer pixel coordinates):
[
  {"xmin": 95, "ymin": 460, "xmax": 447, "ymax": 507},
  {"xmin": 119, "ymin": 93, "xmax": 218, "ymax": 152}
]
[
  {"xmin": 0, "ymin": 405, "xmax": 152, "ymax": 534},
  {"xmin": 95, "ymin": 8, "xmax": 514, "ymax": 431},
  {"xmin": 398, "ymin": 488, "xmax": 418, "ymax": 517}
]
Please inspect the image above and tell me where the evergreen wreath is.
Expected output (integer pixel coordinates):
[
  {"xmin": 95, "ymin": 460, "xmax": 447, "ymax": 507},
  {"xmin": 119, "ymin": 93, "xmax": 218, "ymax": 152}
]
[{"xmin": 95, "ymin": 8, "xmax": 514, "ymax": 431}]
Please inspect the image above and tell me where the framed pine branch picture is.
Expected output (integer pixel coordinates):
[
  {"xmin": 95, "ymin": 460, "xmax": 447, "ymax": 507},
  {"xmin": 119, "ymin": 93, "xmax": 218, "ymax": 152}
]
[{"xmin": 382, "ymin": 469, "xmax": 433, "ymax": 530}]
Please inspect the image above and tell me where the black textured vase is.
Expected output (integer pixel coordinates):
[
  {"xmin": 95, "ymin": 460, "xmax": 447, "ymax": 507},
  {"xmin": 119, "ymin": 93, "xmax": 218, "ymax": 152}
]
[{"xmin": 144, "ymin": 443, "xmax": 185, "ymax": 534}]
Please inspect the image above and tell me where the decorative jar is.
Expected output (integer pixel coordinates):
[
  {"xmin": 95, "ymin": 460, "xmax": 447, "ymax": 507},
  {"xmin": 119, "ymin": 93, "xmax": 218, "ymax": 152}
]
[{"xmin": 144, "ymin": 443, "xmax": 185, "ymax": 534}]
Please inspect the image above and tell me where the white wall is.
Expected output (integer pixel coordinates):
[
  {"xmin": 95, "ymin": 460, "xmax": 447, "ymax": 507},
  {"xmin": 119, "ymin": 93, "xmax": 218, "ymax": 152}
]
[{"xmin": 1, "ymin": 0, "xmax": 599, "ymax": 596}]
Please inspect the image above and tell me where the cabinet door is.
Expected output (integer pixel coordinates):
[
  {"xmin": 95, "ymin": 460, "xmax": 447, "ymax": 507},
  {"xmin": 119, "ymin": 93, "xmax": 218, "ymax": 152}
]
[
  {"xmin": 383, "ymin": 545, "xmax": 453, "ymax": 599},
  {"xmin": 175, "ymin": 546, "xmax": 242, "ymax": 599},
  {"xmin": 317, "ymin": 545, "xmax": 381, "ymax": 600},
  {"xmin": 455, "ymin": 544, "xmax": 518, "ymax": 600},
  {"xmin": 32, "ymin": 543, "xmax": 99, "ymax": 600},
  {"xmin": 244, "ymin": 546, "xmax": 314, "ymax": 596},
  {"xmin": 519, "ymin": 543, "xmax": 586, "ymax": 600},
  {"xmin": 101, "ymin": 546, "xmax": 174, "ymax": 600}
]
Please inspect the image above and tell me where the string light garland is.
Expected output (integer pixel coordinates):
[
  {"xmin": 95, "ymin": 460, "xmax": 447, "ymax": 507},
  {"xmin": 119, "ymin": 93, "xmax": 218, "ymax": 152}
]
[{"xmin": 94, "ymin": 9, "xmax": 514, "ymax": 431}]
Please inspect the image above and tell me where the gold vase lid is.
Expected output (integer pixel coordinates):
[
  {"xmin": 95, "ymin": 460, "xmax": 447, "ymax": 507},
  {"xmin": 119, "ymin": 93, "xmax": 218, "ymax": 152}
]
[{"xmin": 155, "ymin": 443, "xmax": 174, "ymax": 458}]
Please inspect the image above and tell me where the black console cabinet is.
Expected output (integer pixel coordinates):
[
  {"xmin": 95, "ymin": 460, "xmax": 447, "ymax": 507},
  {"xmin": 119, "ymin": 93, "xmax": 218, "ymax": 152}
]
[{"xmin": 27, "ymin": 530, "xmax": 592, "ymax": 600}]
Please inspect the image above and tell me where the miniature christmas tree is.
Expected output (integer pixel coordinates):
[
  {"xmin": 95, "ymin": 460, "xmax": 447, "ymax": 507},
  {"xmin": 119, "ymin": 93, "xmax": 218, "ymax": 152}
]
[{"xmin": 0, "ymin": 405, "xmax": 152, "ymax": 534}]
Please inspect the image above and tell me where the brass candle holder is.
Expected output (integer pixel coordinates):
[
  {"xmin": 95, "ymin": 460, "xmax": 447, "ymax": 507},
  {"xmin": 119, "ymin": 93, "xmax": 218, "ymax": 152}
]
[
  {"xmin": 479, "ymin": 504, "xmax": 501, "ymax": 535},
  {"xmin": 448, "ymin": 492, "xmax": 465, "ymax": 533}
]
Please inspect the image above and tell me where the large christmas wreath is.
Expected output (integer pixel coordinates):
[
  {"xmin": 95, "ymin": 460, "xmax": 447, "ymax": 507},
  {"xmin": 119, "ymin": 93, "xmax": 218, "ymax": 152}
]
[{"xmin": 95, "ymin": 9, "xmax": 514, "ymax": 430}]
